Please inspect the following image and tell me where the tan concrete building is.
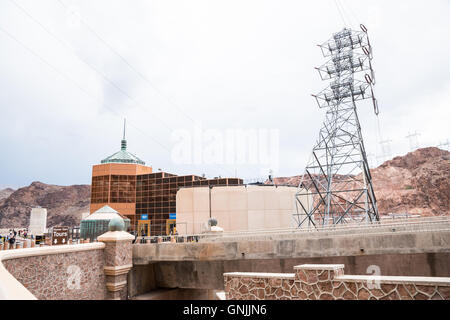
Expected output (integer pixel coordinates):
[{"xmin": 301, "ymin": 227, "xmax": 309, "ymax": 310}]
[{"xmin": 175, "ymin": 185, "xmax": 312, "ymax": 234}]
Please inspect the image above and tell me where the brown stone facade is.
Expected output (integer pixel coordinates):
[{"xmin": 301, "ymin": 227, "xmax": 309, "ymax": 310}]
[
  {"xmin": 224, "ymin": 264, "xmax": 450, "ymax": 300},
  {"xmin": 3, "ymin": 248, "xmax": 106, "ymax": 300}
]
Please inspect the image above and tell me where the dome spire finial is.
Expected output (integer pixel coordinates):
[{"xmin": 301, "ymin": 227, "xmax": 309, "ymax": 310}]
[
  {"xmin": 123, "ymin": 118, "xmax": 126, "ymax": 140},
  {"xmin": 101, "ymin": 118, "xmax": 145, "ymax": 165},
  {"xmin": 121, "ymin": 118, "xmax": 127, "ymax": 150}
]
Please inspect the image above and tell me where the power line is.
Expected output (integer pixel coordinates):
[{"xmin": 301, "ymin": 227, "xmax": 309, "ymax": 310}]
[
  {"xmin": 405, "ymin": 131, "xmax": 421, "ymax": 151},
  {"xmin": 378, "ymin": 139, "xmax": 393, "ymax": 163},
  {"xmin": 9, "ymin": 0, "xmax": 173, "ymax": 133},
  {"xmin": 0, "ymin": 24, "xmax": 171, "ymax": 154},
  {"xmin": 333, "ymin": 0, "xmax": 348, "ymax": 27},
  {"xmin": 341, "ymin": 0, "xmax": 362, "ymax": 26},
  {"xmin": 337, "ymin": 0, "xmax": 358, "ymax": 28},
  {"xmin": 5, "ymin": 0, "xmax": 236, "ymax": 178},
  {"xmin": 54, "ymin": 0, "xmax": 237, "ymax": 177},
  {"xmin": 56, "ymin": 0, "xmax": 197, "ymax": 125},
  {"xmin": 337, "ymin": 0, "xmax": 353, "ymax": 27},
  {"xmin": 0, "ymin": 22, "xmax": 233, "ymax": 178}
]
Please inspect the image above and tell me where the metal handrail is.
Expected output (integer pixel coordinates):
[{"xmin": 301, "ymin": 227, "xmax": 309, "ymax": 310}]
[
  {"xmin": 215, "ymin": 216, "xmax": 450, "ymax": 237},
  {"xmin": 216, "ymin": 220, "xmax": 450, "ymax": 239},
  {"xmin": 134, "ymin": 216, "xmax": 450, "ymax": 244}
]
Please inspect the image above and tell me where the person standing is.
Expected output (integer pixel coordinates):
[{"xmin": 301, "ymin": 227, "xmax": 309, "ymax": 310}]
[{"xmin": 9, "ymin": 236, "xmax": 15, "ymax": 249}]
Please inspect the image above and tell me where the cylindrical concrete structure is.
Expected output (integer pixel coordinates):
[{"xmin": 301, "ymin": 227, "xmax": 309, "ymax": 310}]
[
  {"xmin": 28, "ymin": 207, "xmax": 47, "ymax": 236},
  {"xmin": 176, "ymin": 185, "xmax": 312, "ymax": 235}
]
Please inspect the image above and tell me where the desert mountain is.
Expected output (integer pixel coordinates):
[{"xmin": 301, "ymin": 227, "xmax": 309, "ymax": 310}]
[
  {"xmin": 0, "ymin": 182, "xmax": 90, "ymax": 228},
  {"xmin": 0, "ymin": 188, "xmax": 15, "ymax": 202}
]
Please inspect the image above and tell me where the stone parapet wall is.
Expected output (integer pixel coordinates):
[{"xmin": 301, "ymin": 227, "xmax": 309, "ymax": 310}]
[
  {"xmin": 0, "ymin": 231, "xmax": 135, "ymax": 300},
  {"xmin": 224, "ymin": 264, "xmax": 450, "ymax": 300},
  {"xmin": 1, "ymin": 243, "xmax": 106, "ymax": 300}
]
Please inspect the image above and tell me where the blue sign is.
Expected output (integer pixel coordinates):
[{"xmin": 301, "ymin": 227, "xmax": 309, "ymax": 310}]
[
  {"xmin": 141, "ymin": 214, "xmax": 148, "ymax": 220},
  {"xmin": 169, "ymin": 213, "xmax": 176, "ymax": 220}
]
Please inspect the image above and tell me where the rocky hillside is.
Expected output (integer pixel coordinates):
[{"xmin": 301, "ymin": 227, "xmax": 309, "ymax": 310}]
[
  {"xmin": 370, "ymin": 147, "xmax": 449, "ymax": 216},
  {"xmin": 269, "ymin": 147, "xmax": 450, "ymax": 216},
  {"xmin": 0, "ymin": 188, "xmax": 15, "ymax": 202},
  {"xmin": 0, "ymin": 182, "xmax": 90, "ymax": 228}
]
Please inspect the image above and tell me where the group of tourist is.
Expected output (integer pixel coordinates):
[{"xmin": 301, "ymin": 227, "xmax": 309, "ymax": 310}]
[
  {"xmin": 0, "ymin": 229, "xmax": 17, "ymax": 246},
  {"xmin": 0, "ymin": 228, "xmax": 31, "ymax": 246}
]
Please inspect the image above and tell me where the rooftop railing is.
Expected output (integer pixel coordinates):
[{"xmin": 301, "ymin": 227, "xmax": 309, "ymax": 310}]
[{"xmin": 133, "ymin": 216, "xmax": 450, "ymax": 244}]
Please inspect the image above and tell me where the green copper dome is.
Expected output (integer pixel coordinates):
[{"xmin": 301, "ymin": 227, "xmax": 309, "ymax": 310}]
[
  {"xmin": 108, "ymin": 217, "xmax": 125, "ymax": 231},
  {"xmin": 80, "ymin": 205, "xmax": 130, "ymax": 241},
  {"xmin": 101, "ymin": 120, "xmax": 145, "ymax": 165}
]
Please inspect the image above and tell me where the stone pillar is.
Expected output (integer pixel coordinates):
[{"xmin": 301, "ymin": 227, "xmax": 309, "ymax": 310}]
[
  {"xmin": 98, "ymin": 230, "xmax": 134, "ymax": 300},
  {"xmin": 293, "ymin": 264, "xmax": 345, "ymax": 300}
]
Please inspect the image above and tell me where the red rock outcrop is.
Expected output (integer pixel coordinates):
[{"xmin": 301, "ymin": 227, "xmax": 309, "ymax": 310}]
[
  {"xmin": 0, "ymin": 182, "xmax": 90, "ymax": 228},
  {"xmin": 268, "ymin": 147, "xmax": 450, "ymax": 216},
  {"xmin": 0, "ymin": 188, "xmax": 15, "ymax": 202}
]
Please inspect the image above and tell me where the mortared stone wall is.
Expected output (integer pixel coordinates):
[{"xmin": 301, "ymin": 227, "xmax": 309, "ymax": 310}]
[
  {"xmin": 3, "ymin": 247, "xmax": 106, "ymax": 300},
  {"xmin": 224, "ymin": 264, "xmax": 450, "ymax": 300}
]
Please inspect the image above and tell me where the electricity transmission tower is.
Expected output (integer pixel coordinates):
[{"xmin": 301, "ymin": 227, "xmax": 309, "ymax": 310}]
[
  {"xmin": 377, "ymin": 139, "xmax": 393, "ymax": 164},
  {"xmin": 294, "ymin": 25, "xmax": 380, "ymax": 228},
  {"xmin": 438, "ymin": 140, "xmax": 450, "ymax": 151},
  {"xmin": 406, "ymin": 132, "xmax": 421, "ymax": 151}
]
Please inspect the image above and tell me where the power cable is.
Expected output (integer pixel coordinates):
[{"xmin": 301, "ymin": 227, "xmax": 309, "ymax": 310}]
[
  {"xmin": 6, "ymin": 0, "xmax": 236, "ymax": 178},
  {"xmin": 55, "ymin": 0, "xmax": 237, "ymax": 177},
  {"xmin": 9, "ymin": 0, "xmax": 173, "ymax": 133},
  {"xmin": 56, "ymin": 1, "xmax": 279, "ymax": 182},
  {"xmin": 57, "ymin": 0, "xmax": 197, "ymax": 125},
  {"xmin": 337, "ymin": 0, "xmax": 356, "ymax": 29},
  {"xmin": 0, "ymin": 24, "xmax": 171, "ymax": 154},
  {"xmin": 333, "ymin": 0, "xmax": 348, "ymax": 27},
  {"xmin": 341, "ymin": 0, "xmax": 362, "ymax": 27}
]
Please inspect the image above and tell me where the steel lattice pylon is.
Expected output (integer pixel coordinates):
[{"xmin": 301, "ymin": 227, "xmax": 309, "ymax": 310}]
[{"xmin": 294, "ymin": 25, "xmax": 380, "ymax": 228}]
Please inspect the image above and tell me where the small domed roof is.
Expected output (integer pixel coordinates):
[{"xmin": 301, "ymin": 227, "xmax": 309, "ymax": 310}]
[
  {"xmin": 80, "ymin": 205, "xmax": 130, "ymax": 241},
  {"xmin": 83, "ymin": 205, "xmax": 129, "ymax": 221},
  {"xmin": 101, "ymin": 140, "xmax": 145, "ymax": 165},
  {"xmin": 100, "ymin": 119, "xmax": 145, "ymax": 165}
]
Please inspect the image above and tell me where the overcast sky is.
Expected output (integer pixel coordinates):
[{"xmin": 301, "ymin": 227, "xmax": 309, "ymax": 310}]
[{"xmin": 0, "ymin": 0, "xmax": 449, "ymax": 189}]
